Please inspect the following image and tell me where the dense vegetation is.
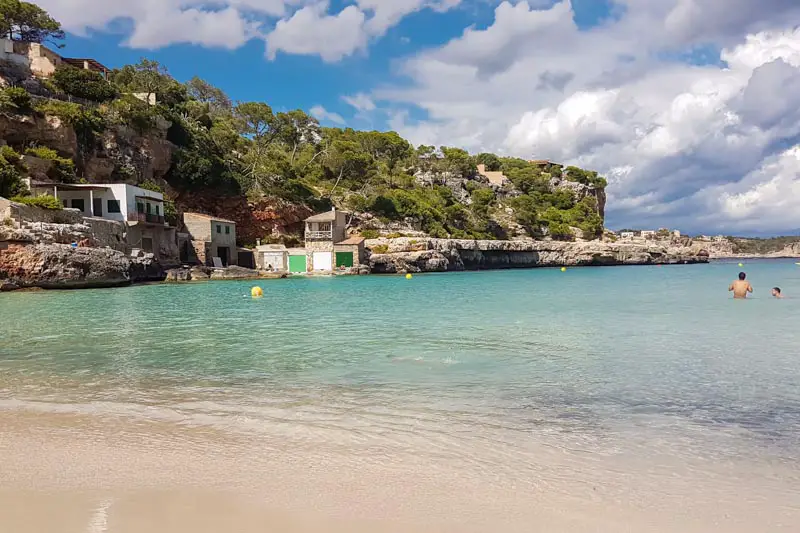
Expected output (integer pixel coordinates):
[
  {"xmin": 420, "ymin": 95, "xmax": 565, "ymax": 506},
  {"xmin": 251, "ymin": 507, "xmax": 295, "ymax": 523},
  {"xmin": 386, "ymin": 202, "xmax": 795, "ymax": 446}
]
[
  {"xmin": 0, "ymin": 1, "xmax": 609, "ymax": 241},
  {"xmin": 727, "ymin": 236, "xmax": 800, "ymax": 255}
]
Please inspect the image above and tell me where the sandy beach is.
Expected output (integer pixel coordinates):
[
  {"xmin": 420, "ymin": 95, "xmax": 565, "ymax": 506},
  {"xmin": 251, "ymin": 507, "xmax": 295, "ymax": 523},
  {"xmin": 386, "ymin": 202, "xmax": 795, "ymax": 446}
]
[{"xmin": 2, "ymin": 408, "xmax": 798, "ymax": 533}]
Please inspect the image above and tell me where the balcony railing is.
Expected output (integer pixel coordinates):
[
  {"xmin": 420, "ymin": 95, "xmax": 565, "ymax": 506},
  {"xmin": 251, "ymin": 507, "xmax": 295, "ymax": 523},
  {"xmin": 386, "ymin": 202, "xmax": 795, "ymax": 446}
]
[
  {"xmin": 128, "ymin": 212, "xmax": 166, "ymax": 225},
  {"xmin": 305, "ymin": 230, "xmax": 333, "ymax": 240}
]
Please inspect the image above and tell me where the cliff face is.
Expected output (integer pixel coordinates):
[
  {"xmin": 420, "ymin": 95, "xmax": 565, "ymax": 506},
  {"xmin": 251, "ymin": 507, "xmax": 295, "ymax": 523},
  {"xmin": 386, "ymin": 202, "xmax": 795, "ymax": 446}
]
[
  {"xmin": 367, "ymin": 238, "xmax": 708, "ymax": 273},
  {"xmin": 0, "ymin": 112, "xmax": 174, "ymax": 184}
]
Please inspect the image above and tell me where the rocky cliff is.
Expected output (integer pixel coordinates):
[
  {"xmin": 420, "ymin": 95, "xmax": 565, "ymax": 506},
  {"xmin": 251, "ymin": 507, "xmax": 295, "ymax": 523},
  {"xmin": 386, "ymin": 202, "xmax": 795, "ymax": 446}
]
[{"xmin": 367, "ymin": 238, "xmax": 708, "ymax": 273}]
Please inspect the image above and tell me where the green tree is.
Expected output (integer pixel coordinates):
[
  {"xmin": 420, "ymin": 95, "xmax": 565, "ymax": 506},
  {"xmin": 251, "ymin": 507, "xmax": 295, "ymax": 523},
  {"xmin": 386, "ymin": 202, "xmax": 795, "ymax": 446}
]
[
  {"xmin": 185, "ymin": 76, "xmax": 232, "ymax": 115},
  {"xmin": 275, "ymin": 109, "xmax": 319, "ymax": 166},
  {"xmin": 0, "ymin": 148, "xmax": 24, "ymax": 197},
  {"xmin": 111, "ymin": 59, "xmax": 187, "ymax": 108},
  {"xmin": 0, "ymin": 0, "xmax": 63, "ymax": 43},
  {"xmin": 324, "ymin": 139, "xmax": 375, "ymax": 197},
  {"xmin": 476, "ymin": 152, "xmax": 501, "ymax": 171},
  {"xmin": 439, "ymin": 146, "xmax": 474, "ymax": 179},
  {"xmin": 52, "ymin": 66, "xmax": 118, "ymax": 102}
]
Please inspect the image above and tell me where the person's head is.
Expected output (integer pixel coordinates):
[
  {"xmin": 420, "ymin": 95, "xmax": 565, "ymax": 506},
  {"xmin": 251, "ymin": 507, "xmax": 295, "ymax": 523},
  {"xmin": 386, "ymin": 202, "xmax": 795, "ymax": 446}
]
[
  {"xmin": 738, "ymin": 272, "xmax": 746, "ymax": 280},
  {"xmin": 772, "ymin": 287, "xmax": 781, "ymax": 297}
]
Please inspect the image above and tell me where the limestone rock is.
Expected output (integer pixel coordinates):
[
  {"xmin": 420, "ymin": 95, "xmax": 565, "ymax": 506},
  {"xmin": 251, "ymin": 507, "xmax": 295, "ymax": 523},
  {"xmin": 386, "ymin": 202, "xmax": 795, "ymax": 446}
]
[
  {"xmin": 0, "ymin": 243, "xmax": 131, "ymax": 289},
  {"xmin": 367, "ymin": 238, "xmax": 708, "ymax": 273}
]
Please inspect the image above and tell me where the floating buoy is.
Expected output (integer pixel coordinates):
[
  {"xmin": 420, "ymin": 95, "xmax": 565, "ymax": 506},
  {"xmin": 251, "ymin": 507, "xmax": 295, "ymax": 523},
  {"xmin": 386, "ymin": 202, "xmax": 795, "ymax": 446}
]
[
  {"xmin": 251, "ymin": 286, "xmax": 263, "ymax": 298},
  {"xmin": 405, "ymin": 273, "xmax": 413, "ymax": 280},
  {"xmin": 561, "ymin": 267, "xmax": 567, "ymax": 272},
  {"xmin": 738, "ymin": 263, "xmax": 744, "ymax": 267}
]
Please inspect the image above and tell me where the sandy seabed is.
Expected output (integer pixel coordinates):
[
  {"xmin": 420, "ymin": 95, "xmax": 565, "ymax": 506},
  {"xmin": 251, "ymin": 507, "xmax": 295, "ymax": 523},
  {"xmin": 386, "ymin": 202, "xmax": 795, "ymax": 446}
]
[{"xmin": 1, "ymin": 409, "xmax": 798, "ymax": 533}]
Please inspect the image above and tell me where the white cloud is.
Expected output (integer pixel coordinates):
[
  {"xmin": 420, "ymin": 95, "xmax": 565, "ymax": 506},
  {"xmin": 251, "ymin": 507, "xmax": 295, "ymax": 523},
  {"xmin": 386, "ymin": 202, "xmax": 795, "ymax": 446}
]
[
  {"xmin": 266, "ymin": 3, "xmax": 368, "ymax": 62},
  {"xmin": 310, "ymin": 105, "xmax": 346, "ymax": 125},
  {"xmin": 374, "ymin": 1, "xmax": 800, "ymax": 233},
  {"xmin": 342, "ymin": 93, "xmax": 376, "ymax": 112}
]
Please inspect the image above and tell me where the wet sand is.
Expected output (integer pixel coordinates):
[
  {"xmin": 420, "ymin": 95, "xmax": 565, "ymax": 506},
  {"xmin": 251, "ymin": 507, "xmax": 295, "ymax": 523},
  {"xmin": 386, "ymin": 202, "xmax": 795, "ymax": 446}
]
[{"xmin": 1, "ymin": 409, "xmax": 798, "ymax": 533}]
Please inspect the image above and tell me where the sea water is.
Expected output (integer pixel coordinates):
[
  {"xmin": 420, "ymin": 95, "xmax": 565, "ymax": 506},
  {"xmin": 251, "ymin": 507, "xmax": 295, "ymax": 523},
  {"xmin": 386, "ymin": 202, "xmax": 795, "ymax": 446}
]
[{"xmin": 1, "ymin": 260, "xmax": 799, "ymax": 532}]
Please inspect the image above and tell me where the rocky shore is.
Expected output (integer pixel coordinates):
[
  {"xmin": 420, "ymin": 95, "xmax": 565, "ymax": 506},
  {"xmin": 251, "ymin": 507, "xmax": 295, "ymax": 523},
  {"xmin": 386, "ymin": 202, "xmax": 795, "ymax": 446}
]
[{"xmin": 367, "ymin": 238, "xmax": 709, "ymax": 273}]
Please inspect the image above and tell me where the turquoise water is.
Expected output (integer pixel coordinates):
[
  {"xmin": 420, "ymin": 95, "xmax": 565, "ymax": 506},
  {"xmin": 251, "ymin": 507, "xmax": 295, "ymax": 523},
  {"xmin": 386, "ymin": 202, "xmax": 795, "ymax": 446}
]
[{"xmin": 2, "ymin": 260, "xmax": 800, "ymax": 468}]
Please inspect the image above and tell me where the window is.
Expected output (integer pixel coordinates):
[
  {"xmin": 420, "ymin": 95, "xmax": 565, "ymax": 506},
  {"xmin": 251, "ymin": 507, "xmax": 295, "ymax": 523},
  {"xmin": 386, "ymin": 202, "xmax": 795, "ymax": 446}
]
[
  {"xmin": 225, "ymin": 225, "xmax": 230, "ymax": 235},
  {"xmin": 155, "ymin": 205, "xmax": 160, "ymax": 216},
  {"xmin": 216, "ymin": 224, "xmax": 221, "ymax": 234},
  {"xmin": 71, "ymin": 199, "xmax": 85, "ymax": 212},
  {"xmin": 145, "ymin": 203, "xmax": 152, "ymax": 214},
  {"xmin": 136, "ymin": 202, "xmax": 144, "ymax": 214},
  {"xmin": 319, "ymin": 222, "xmax": 332, "ymax": 231},
  {"xmin": 107, "ymin": 200, "xmax": 121, "ymax": 213},
  {"xmin": 62, "ymin": 200, "xmax": 67, "ymax": 207}
]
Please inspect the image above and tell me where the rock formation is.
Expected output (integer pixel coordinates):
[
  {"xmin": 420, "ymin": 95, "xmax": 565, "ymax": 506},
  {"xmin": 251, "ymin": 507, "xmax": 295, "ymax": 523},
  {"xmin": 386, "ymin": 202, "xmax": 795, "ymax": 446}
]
[{"xmin": 367, "ymin": 238, "xmax": 708, "ymax": 273}]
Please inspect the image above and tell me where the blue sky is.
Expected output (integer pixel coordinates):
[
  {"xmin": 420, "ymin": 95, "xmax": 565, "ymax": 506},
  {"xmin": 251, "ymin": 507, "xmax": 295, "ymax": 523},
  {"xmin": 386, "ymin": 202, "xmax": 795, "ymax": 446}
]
[{"xmin": 34, "ymin": 0, "xmax": 800, "ymax": 235}]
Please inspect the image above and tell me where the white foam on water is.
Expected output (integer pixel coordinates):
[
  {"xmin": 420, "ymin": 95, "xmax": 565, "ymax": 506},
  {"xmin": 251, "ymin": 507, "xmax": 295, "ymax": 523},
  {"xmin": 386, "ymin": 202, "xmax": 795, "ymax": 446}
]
[{"xmin": 86, "ymin": 498, "xmax": 112, "ymax": 533}]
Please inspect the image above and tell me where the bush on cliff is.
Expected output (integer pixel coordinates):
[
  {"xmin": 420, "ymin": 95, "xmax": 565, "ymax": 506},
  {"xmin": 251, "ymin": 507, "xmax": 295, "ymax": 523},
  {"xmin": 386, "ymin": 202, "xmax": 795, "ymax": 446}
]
[
  {"xmin": 0, "ymin": 150, "xmax": 26, "ymax": 198},
  {"xmin": 25, "ymin": 145, "xmax": 76, "ymax": 182},
  {"xmin": 0, "ymin": 86, "xmax": 32, "ymax": 113},
  {"xmin": 10, "ymin": 195, "xmax": 62, "ymax": 210},
  {"xmin": 52, "ymin": 66, "xmax": 118, "ymax": 102}
]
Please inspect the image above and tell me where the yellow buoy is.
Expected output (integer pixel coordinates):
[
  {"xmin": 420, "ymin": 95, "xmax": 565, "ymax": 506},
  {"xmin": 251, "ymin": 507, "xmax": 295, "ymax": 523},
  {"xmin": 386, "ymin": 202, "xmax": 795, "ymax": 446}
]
[
  {"xmin": 561, "ymin": 267, "xmax": 567, "ymax": 272},
  {"xmin": 251, "ymin": 286, "xmax": 263, "ymax": 298},
  {"xmin": 405, "ymin": 273, "xmax": 413, "ymax": 279},
  {"xmin": 738, "ymin": 263, "xmax": 744, "ymax": 267}
]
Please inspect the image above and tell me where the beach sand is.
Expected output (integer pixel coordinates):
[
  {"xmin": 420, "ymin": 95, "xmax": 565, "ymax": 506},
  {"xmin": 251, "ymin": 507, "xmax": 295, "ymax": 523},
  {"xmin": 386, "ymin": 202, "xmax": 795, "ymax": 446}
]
[{"xmin": 1, "ymin": 409, "xmax": 798, "ymax": 533}]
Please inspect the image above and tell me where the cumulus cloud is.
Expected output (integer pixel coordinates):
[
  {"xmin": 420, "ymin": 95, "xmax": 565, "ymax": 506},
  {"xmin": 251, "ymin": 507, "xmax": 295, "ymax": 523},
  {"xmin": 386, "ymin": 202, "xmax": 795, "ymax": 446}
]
[
  {"xmin": 37, "ymin": 0, "xmax": 464, "ymax": 56},
  {"xmin": 342, "ymin": 93, "xmax": 377, "ymax": 112},
  {"xmin": 37, "ymin": 0, "xmax": 290, "ymax": 48},
  {"xmin": 266, "ymin": 3, "xmax": 368, "ymax": 62},
  {"xmin": 376, "ymin": 1, "xmax": 800, "ymax": 233},
  {"xmin": 310, "ymin": 105, "xmax": 346, "ymax": 125}
]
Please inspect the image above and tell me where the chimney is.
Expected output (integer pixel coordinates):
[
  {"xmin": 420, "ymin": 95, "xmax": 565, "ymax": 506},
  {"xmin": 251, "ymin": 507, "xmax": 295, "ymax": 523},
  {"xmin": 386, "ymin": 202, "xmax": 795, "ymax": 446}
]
[{"xmin": 256, "ymin": 239, "xmax": 261, "ymax": 246}]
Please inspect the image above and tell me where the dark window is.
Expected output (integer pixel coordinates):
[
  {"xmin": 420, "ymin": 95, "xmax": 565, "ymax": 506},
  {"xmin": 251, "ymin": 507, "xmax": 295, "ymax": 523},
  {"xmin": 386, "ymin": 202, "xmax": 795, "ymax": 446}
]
[
  {"xmin": 145, "ymin": 203, "xmax": 152, "ymax": 214},
  {"xmin": 216, "ymin": 224, "xmax": 221, "ymax": 234},
  {"xmin": 136, "ymin": 202, "xmax": 144, "ymax": 213},
  {"xmin": 225, "ymin": 225, "xmax": 230, "ymax": 235},
  {"xmin": 155, "ymin": 205, "xmax": 160, "ymax": 216},
  {"xmin": 107, "ymin": 200, "xmax": 121, "ymax": 213},
  {"xmin": 71, "ymin": 199, "xmax": 85, "ymax": 212},
  {"xmin": 62, "ymin": 199, "xmax": 67, "ymax": 207}
]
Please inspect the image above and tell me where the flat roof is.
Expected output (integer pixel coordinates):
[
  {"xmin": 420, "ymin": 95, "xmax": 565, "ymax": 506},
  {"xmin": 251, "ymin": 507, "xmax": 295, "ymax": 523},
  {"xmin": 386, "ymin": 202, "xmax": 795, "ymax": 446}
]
[
  {"xmin": 183, "ymin": 212, "xmax": 236, "ymax": 224},
  {"xmin": 62, "ymin": 57, "xmax": 110, "ymax": 72}
]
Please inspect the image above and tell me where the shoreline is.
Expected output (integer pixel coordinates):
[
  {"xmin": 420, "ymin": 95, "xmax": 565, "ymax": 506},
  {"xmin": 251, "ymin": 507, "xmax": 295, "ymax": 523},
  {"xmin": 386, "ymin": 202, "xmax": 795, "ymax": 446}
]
[{"xmin": 1, "ymin": 404, "xmax": 797, "ymax": 533}]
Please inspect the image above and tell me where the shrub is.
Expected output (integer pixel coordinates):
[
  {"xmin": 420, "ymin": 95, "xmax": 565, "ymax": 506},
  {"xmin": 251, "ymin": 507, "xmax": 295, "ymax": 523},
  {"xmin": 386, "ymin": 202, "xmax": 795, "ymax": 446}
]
[
  {"xmin": 2, "ymin": 217, "xmax": 14, "ymax": 226},
  {"xmin": 360, "ymin": 229, "xmax": 379, "ymax": 239},
  {"xmin": 0, "ymin": 87, "xmax": 32, "ymax": 113},
  {"xmin": 25, "ymin": 146, "xmax": 76, "ymax": 182},
  {"xmin": 103, "ymin": 95, "xmax": 158, "ymax": 133},
  {"xmin": 1, "ymin": 145, "xmax": 22, "ymax": 166},
  {"xmin": 385, "ymin": 232, "xmax": 405, "ymax": 239},
  {"xmin": 52, "ymin": 66, "xmax": 118, "ymax": 102},
  {"xmin": 35, "ymin": 100, "xmax": 105, "ymax": 153},
  {"xmin": 10, "ymin": 195, "xmax": 62, "ymax": 210},
  {"xmin": 548, "ymin": 222, "xmax": 574, "ymax": 241},
  {"xmin": 371, "ymin": 244, "xmax": 389, "ymax": 254},
  {"xmin": 0, "ymin": 149, "xmax": 25, "ymax": 197}
]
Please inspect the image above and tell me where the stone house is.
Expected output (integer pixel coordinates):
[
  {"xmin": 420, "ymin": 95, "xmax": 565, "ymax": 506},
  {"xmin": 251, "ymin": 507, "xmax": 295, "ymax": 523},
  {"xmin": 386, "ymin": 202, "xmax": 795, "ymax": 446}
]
[
  {"xmin": 22, "ymin": 180, "xmax": 177, "ymax": 262},
  {"xmin": 640, "ymin": 230, "xmax": 656, "ymax": 239},
  {"xmin": 182, "ymin": 212, "xmax": 237, "ymax": 267},
  {"xmin": 2, "ymin": 39, "xmax": 109, "ymax": 78},
  {"xmin": 619, "ymin": 231, "xmax": 635, "ymax": 240},
  {"xmin": 303, "ymin": 208, "xmax": 348, "ymax": 271},
  {"xmin": 334, "ymin": 236, "xmax": 365, "ymax": 269}
]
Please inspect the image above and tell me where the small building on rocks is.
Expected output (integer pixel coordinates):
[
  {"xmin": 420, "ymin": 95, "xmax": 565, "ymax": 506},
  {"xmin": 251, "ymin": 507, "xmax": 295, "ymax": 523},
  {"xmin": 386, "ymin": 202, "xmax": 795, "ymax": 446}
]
[
  {"xmin": 254, "ymin": 244, "xmax": 288, "ymax": 272},
  {"xmin": 182, "ymin": 212, "xmax": 237, "ymax": 267},
  {"xmin": 334, "ymin": 236, "xmax": 365, "ymax": 269}
]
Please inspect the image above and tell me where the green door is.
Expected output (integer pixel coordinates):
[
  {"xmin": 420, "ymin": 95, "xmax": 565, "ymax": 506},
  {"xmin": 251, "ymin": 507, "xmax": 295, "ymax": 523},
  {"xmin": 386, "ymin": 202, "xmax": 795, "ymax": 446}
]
[
  {"xmin": 289, "ymin": 254, "xmax": 307, "ymax": 273},
  {"xmin": 335, "ymin": 251, "xmax": 354, "ymax": 268}
]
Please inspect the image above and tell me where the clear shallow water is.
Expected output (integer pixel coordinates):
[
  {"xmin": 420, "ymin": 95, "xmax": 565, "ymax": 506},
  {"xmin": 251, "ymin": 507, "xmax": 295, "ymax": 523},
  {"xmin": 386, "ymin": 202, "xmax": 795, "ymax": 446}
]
[{"xmin": 2, "ymin": 260, "xmax": 800, "ymax": 470}]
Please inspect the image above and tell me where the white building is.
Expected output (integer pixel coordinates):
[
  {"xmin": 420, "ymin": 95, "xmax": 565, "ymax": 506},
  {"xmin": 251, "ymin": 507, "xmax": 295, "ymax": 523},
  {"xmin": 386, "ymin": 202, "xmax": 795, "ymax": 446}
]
[
  {"xmin": 640, "ymin": 230, "xmax": 656, "ymax": 238},
  {"xmin": 25, "ymin": 179, "xmax": 177, "ymax": 261},
  {"xmin": 620, "ymin": 231, "xmax": 635, "ymax": 239}
]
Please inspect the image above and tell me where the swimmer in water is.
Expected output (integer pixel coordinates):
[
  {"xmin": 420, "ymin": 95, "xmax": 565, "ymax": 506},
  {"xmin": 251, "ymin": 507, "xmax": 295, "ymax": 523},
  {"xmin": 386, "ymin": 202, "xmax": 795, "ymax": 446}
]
[
  {"xmin": 772, "ymin": 287, "xmax": 783, "ymax": 298},
  {"xmin": 729, "ymin": 272, "xmax": 753, "ymax": 299}
]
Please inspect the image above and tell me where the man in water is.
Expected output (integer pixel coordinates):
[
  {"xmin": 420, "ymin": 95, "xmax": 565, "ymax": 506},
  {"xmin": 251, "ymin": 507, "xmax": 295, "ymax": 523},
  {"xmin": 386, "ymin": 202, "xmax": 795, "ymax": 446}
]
[
  {"xmin": 772, "ymin": 287, "xmax": 783, "ymax": 298},
  {"xmin": 729, "ymin": 272, "xmax": 753, "ymax": 299}
]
